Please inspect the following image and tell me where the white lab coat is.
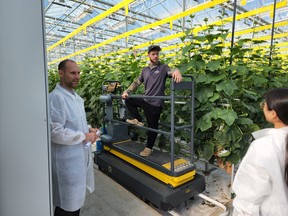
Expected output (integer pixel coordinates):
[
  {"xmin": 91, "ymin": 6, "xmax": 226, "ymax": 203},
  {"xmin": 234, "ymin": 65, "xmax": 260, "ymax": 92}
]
[
  {"xmin": 233, "ymin": 127, "xmax": 288, "ymax": 216},
  {"xmin": 49, "ymin": 84, "xmax": 94, "ymax": 211}
]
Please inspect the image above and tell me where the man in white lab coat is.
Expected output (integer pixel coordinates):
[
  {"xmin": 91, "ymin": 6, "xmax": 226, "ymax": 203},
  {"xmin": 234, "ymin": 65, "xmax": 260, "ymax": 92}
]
[{"xmin": 49, "ymin": 59, "xmax": 98, "ymax": 216}]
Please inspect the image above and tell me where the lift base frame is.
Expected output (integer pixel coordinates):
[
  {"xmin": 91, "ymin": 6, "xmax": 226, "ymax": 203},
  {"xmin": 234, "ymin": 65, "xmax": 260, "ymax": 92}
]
[{"xmin": 95, "ymin": 151, "xmax": 206, "ymax": 211}]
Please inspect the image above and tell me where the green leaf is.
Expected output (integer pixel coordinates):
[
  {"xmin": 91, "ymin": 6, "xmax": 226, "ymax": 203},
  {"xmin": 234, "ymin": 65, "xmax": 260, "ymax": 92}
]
[
  {"xmin": 182, "ymin": 44, "xmax": 193, "ymax": 55},
  {"xmin": 196, "ymin": 87, "xmax": 214, "ymax": 103},
  {"xmin": 188, "ymin": 59, "xmax": 197, "ymax": 68},
  {"xmin": 253, "ymin": 76, "xmax": 268, "ymax": 86},
  {"xmin": 209, "ymin": 92, "xmax": 219, "ymax": 102},
  {"xmin": 252, "ymin": 40, "xmax": 266, "ymax": 44},
  {"xmin": 195, "ymin": 73, "xmax": 207, "ymax": 83},
  {"xmin": 235, "ymin": 65, "xmax": 249, "ymax": 74},
  {"xmin": 218, "ymin": 149, "xmax": 230, "ymax": 157},
  {"xmin": 206, "ymin": 60, "xmax": 222, "ymax": 71},
  {"xmin": 226, "ymin": 125, "xmax": 242, "ymax": 142},
  {"xmin": 130, "ymin": 61, "xmax": 139, "ymax": 70},
  {"xmin": 211, "ymin": 108, "xmax": 238, "ymax": 126},
  {"xmin": 206, "ymin": 73, "xmax": 226, "ymax": 83},
  {"xmin": 196, "ymin": 116, "xmax": 212, "ymax": 131},
  {"xmin": 242, "ymin": 89, "xmax": 259, "ymax": 100},
  {"xmin": 226, "ymin": 152, "xmax": 240, "ymax": 164},
  {"xmin": 237, "ymin": 117, "xmax": 253, "ymax": 125},
  {"xmin": 216, "ymin": 80, "xmax": 238, "ymax": 96},
  {"xmin": 249, "ymin": 123, "xmax": 260, "ymax": 132},
  {"xmin": 242, "ymin": 103, "xmax": 260, "ymax": 114},
  {"xmin": 237, "ymin": 38, "xmax": 252, "ymax": 46},
  {"xmin": 202, "ymin": 141, "xmax": 214, "ymax": 160},
  {"xmin": 219, "ymin": 33, "xmax": 229, "ymax": 40}
]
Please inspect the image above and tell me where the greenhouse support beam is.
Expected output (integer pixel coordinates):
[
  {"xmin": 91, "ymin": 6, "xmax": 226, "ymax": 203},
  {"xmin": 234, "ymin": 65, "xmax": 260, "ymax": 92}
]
[
  {"xmin": 47, "ymin": 0, "xmax": 135, "ymax": 51},
  {"xmin": 229, "ymin": 0, "xmax": 237, "ymax": 69},
  {"xmin": 182, "ymin": 0, "xmax": 186, "ymax": 31},
  {"xmin": 269, "ymin": 0, "xmax": 277, "ymax": 66}
]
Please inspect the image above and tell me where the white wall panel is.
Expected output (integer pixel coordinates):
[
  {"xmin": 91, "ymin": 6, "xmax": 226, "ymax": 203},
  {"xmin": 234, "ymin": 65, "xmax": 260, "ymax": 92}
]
[{"xmin": 0, "ymin": 1, "xmax": 52, "ymax": 216}]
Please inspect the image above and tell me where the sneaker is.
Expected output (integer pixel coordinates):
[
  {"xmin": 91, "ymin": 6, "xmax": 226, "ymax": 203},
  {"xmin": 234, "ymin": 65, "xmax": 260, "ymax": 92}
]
[
  {"xmin": 126, "ymin": 118, "xmax": 144, "ymax": 126},
  {"xmin": 137, "ymin": 121, "xmax": 144, "ymax": 126},
  {"xmin": 140, "ymin": 147, "xmax": 152, "ymax": 157}
]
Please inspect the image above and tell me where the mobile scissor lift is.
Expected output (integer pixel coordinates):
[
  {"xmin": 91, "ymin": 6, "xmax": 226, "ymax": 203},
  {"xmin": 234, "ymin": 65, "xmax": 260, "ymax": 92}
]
[{"xmin": 94, "ymin": 75, "xmax": 205, "ymax": 210}]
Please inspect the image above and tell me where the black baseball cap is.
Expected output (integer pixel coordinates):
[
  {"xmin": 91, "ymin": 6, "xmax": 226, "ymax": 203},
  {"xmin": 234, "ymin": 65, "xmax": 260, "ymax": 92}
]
[{"xmin": 148, "ymin": 45, "xmax": 161, "ymax": 53}]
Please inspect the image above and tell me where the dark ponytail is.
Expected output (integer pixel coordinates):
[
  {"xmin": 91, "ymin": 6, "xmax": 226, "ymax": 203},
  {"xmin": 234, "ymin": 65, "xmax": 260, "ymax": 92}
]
[{"xmin": 285, "ymin": 137, "xmax": 288, "ymax": 187}]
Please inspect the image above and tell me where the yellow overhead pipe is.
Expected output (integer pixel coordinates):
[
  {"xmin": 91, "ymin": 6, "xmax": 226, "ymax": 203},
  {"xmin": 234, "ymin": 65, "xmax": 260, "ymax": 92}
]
[
  {"xmin": 232, "ymin": 20, "xmax": 288, "ymax": 37},
  {"xmin": 191, "ymin": 0, "xmax": 287, "ymax": 35},
  {"xmin": 278, "ymin": 48, "xmax": 288, "ymax": 52},
  {"xmin": 217, "ymin": 38, "xmax": 288, "ymax": 49},
  {"xmin": 278, "ymin": 53, "xmax": 288, "ymax": 58},
  {"xmin": 48, "ymin": 0, "xmax": 287, "ymax": 65},
  {"xmin": 48, "ymin": 0, "xmax": 229, "ymax": 65},
  {"xmin": 88, "ymin": 2, "xmax": 287, "ymax": 63},
  {"xmin": 47, "ymin": 0, "xmax": 135, "ymax": 51},
  {"xmin": 88, "ymin": 37, "xmax": 288, "ymax": 66},
  {"xmin": 89, "ymin": 1, "xmax": 288, "ymax": 62},
  {"xmin": 262, "ymin": 42, "xmax": 288, "ymax": 48},
  {"xmin": 87, "ymin": 43, "xmax": 184, "ymax": 64},
  {"xmin": 253, "ymin": 32, "xmax": 288, "ymax": 41},
  {"xmin": 90, "ymin": 29, "xmax": 287, "ymax": 65},
  {"xmin": 240, "ymin": 0, "xmax": 247, "ymax": 6},
  {"xmin": 89, "ymin": 32, "xmax": 185, "ymax": 61}
]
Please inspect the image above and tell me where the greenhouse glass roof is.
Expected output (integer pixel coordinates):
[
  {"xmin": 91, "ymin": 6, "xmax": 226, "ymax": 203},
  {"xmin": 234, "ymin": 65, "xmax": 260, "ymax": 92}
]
[{"xmin": 44, "ymin": 0, "xmax": 288, "ymax": 66}]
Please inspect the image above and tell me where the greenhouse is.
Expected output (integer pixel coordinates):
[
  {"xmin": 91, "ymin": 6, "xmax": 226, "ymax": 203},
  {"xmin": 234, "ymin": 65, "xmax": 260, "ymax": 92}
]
[{"xmin": 0, "ymin": 0, "xmax": 288, "ymax": 216}]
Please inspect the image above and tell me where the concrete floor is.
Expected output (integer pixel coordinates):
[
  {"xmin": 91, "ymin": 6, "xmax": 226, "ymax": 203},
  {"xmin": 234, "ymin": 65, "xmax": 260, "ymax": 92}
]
[
  {"xmin": 80, "ymin": 164, "xmax": 161, "ymax": 216},
  {"xmin": 80, "ymin": 160, "xmax": 234, "ymax": 216}
]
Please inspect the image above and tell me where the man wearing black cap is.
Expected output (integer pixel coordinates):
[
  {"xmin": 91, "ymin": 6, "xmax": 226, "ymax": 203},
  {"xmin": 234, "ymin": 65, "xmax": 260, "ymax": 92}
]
[{"xmin": 122, "ymin": 45, "xmax": 182, "ymax": 156}]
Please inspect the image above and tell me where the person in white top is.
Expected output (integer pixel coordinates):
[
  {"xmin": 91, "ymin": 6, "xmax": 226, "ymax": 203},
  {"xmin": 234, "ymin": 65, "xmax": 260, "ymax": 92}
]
[
  {"xmin": 49, "ymin": 59, "xmax": 99, "ymax": 216},
  {"xmin": 232, "ymin": 88, "xmax": 288, "ymax": 216}
]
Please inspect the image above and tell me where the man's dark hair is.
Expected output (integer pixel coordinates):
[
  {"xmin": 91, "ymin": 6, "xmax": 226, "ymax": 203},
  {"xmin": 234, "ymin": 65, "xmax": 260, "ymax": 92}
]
[
  {"xmin": 58, "ymin": 59, "xmax": 76, "ymax": 71},
  {"xmin": 148, "ymin": 45, "xmax": 161, "ymax": 53}
]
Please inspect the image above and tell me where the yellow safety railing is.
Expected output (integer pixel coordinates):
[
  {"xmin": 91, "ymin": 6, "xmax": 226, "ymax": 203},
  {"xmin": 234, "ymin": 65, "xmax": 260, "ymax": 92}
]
[
  {"xmin": 47, "ymin": 0, "xmax": 135, "ymax": 51},
  {"xmin": 48, "ymin": 0, "xmax": 229, "ymax": 65}
]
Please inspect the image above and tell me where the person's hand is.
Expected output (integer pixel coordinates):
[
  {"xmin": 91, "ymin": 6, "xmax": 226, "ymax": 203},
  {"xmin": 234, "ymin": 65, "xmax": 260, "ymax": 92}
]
[
  {"xmin": 89, "ymin": 127, "xmax": 100, "ymax": 138},
  {"xmin": 89, "ymin": 127, "xmax": 98, "ymax": 133},
  {"xmin": 122, "ymin": 92, "xmax": 129, "ymax": 99},
  {"xmin": 172, "ymin": 69, "xmax": 182, "ymax": 83},
  {"xmin": 84, "ymin": 132, "xmax": 97, "ymax": 143}
]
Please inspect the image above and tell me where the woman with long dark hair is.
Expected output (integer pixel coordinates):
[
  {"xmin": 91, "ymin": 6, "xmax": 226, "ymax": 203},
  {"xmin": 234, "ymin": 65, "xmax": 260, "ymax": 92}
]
[{"xmin": 233, "ymin": 88, "xmax": 288, "ymax": 216}]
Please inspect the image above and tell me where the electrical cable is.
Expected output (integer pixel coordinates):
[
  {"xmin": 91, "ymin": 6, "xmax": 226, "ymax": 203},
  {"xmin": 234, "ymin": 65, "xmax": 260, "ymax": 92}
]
[{"xmin": 198, "ymin": 193, "xmax": 229, "ymax": 216}]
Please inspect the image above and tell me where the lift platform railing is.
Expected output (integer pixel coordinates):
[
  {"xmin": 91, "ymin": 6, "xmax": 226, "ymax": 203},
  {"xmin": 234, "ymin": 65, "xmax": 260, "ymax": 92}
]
[{"xmin": 99, "ymin": 75, "xmax": 195, "ymax": 175}]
